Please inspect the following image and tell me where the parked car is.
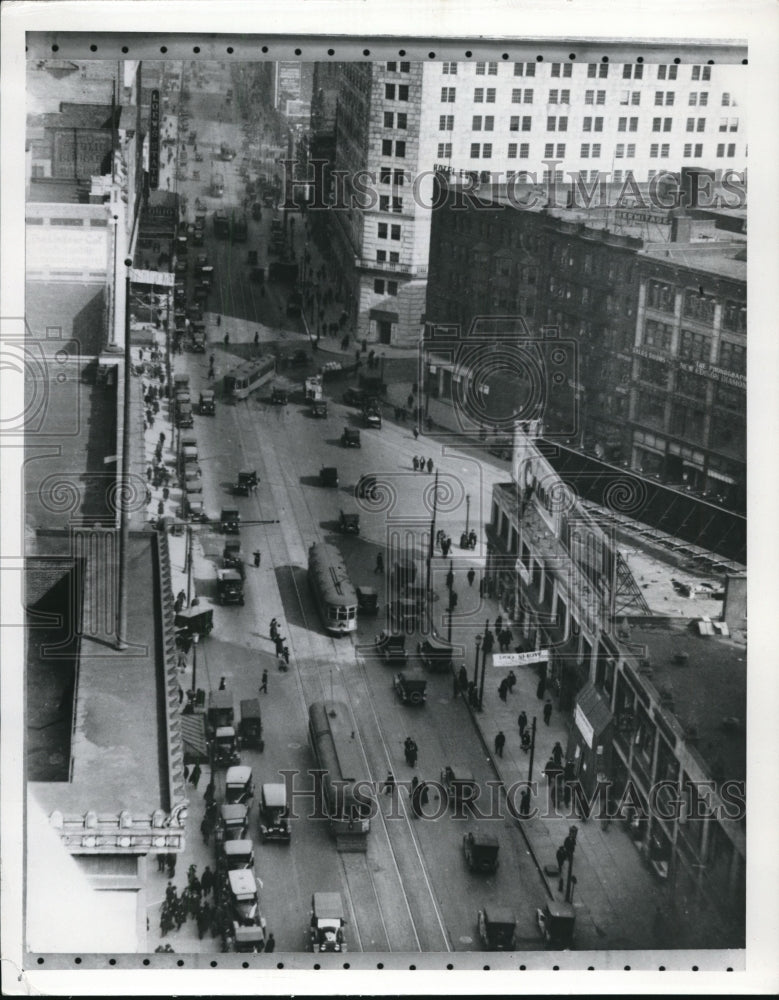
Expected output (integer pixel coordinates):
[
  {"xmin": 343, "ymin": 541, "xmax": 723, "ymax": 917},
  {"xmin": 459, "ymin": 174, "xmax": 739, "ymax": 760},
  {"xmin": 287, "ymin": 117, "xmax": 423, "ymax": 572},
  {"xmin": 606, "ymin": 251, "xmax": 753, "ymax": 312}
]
[
  {"xmin": 477, "ymin": 906, "xmax": 517, "ymax": 951},
  {"xmin": 343, "ymin": 387, "xmax": 368, "ymax": 408},
  {"xmin": 356, "ymin": 585, "xmax": 379, "ymax": 616},
  {"xmin": 375, "ymin": 632, "xmax": 408, "ymax": 664},
  {"xmin": 355, "ymin": 474, "xmax": 378, "ymax": 500},
  {"xmin": 537, "ymin": 900, "xmax": 576, "ymax": 950},
  {"xmin": 417, "ymin": 634, "xmax": 455, "ymax": 673},
  {"xmin": 310, "ymin": 893, "xmax": 347, "ymax": 953},
  {"xmin": 258, "ymin": 783, "xmax": 291, "ymax": 843},
  {"xmin": 311, "ymin": 399, "xmax": 328, "ymax": 418},
  {"xmin": 238, "ymin": 699, "xmax": 264, "ymax": 751}
]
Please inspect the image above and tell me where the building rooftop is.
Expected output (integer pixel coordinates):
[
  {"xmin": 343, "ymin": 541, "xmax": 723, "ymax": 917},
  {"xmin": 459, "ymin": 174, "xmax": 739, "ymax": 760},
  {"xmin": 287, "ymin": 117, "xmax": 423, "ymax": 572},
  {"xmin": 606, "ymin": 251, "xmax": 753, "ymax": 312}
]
[
  {"xmin": 628, "ymin": 620, "xmax": 746, "ymax": 784},
  {"xmin": 27, "ymin": 63, "xmax": 117, "ymax": 115},
  {"xmin": 31, "ymin": 103, "xmax": 118, "ymax": 131},
  {"xmin": 640, "ymin": 240, "xmax": 747, "ymax": 281}
]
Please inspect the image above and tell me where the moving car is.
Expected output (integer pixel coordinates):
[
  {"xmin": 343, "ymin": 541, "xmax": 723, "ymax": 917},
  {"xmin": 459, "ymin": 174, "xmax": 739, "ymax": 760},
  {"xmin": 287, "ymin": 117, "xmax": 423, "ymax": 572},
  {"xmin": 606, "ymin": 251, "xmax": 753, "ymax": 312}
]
[
  {"xmin": 393, "ymin": 671, "xmax": 427, "ymax": 706},
  {"xmin": 356, "ymin": 586, "xmax": 379, "ymax": 616},
  {"xmin": 363, "ymin": 406, "xmax": 382, "ymax": 429},
  {"xmin": 232, "ymin": 469, "xmax": 258, "ymax": 496},
  {"xmin": 199, "ymin": 389, "xmax": 216, "ymax": 415},
  {"xmin": 355, "ymin": 474, "xmax": 377, "ymax": 500},
  {"xmin": 310, "ymin": 893, "xmax": 347, "ymax": 953},
  {"xmin": 477, "ymin": 906, "xmax": 517, "ymax": 951},
  {"xmin": 463, "ymin": 831, "xmax": 500, "ymax": 873},
  {"xmin": 218, "ymin": 839, "xmax": 255, "ymax": 872},
  {"xmin": 258, "ymin": 783, "xmax": 291, "ymax": 843},
  {"xmin": 440, "ymin": 763, "xmax": 478, "ymax": 813},
  {"xmin": 375, "ymin": 632, "xmax": 408, "ymax": 664},
  {"xmin": 417, "ymin": 634, "xmax": 455, "ymax": 673},
  {"xmin": 214, "ymin": 802, "xmax": 249, "ymax": 843},
  {"xmin": 310, "ymin": 399, "xmax": 328, "ymax": 418},
  {"xmin": 343, "ymin": 387, "xmax": 368, "ymax": 408},
  {"xmin": 212, "ymin": 725, "xmax": 240, "ymax": 768},
  {"xmin": 319, "ymin": 467, "xmax": 339, "ymax": 487},
  {"xmin": 222, "ymin": 540, "xmax": 245, "ymax": 578},
  {"xmin": 341, "ymin": 427, "xmax": 361, "ymax": 448},
  {"xmin": 225, "ymin": 765, "xmax": 254, "ymax": 804},
  {"xmin": 224, "ymin": 869, "xmax": 262, "ymax": 927},
  {"xmin": 217, "ymin": 568, "xmax": 244, "ymax": 606},
  {"xmin": 270, "ymin": 387, "xmax": 288, "ymax": 405},
  {"xmin": 339, "ymin": 509, "xmax": 360, "ymax": 534},
  {"xmin": 220, "ymin": 507, "xmax": 241, "ymax": 534},
  {"xmin": 238, "ymin": 698, "xmax": 264, "ymax": 751}
]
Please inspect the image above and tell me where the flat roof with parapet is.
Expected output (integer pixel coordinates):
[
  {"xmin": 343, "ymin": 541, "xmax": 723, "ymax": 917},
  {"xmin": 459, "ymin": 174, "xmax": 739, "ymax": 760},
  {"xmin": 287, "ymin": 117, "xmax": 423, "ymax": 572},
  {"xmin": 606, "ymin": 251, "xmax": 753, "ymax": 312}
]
[{"xmin": 28, "ymin": 530, "xmax": 176, "ymax": 816}]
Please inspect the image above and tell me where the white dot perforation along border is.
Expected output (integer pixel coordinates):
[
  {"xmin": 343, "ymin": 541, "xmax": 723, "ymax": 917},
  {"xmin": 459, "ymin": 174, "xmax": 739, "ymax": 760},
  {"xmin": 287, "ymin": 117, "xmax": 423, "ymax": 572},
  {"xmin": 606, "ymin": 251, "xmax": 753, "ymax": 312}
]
[{"xmin": 25, "ymin": 34, "xmax": 747, "ymax": 65}]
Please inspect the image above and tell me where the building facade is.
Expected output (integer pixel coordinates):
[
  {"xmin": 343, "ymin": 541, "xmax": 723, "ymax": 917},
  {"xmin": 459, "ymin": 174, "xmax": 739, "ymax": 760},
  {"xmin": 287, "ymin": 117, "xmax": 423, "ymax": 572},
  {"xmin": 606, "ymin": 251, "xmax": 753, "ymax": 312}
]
[{"xmin": 315, "ymin": 55, "xmax": 746, "ymax": 346}]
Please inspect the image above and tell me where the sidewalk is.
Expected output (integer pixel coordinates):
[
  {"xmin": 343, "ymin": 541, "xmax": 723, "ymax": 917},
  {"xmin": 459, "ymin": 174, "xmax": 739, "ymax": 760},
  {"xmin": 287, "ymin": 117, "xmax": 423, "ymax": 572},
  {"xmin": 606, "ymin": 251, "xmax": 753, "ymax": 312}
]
[{"xmin": 427, "ymin": 559, "xmax": 734, "ymax": 951}]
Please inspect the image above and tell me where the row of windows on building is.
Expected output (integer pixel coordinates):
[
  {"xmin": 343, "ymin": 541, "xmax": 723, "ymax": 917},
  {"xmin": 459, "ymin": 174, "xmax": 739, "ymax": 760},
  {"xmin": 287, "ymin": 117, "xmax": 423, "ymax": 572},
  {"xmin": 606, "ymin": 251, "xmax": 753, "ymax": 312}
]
[
  {"xmin": 438, "ymin": 113, "xmax": 740, "ymax": 134},
  {"xmin": 635, "ymin": 391, "xmax": 745, "ymax": 447},
  {"xmin": 642, "ymin": 322, "xmax": 746, "ymax": 370},
  {"xmin": 436, "ymin": 141, "xmax": 740, "ymax": 160},
  {"xmin": 440, "ymin": 87, "xmax": 736, "ymax": 107},
  {"xmin": 638, "ymin": 360, "xmax": 746, "ymax": 407},
  {"xmin": 647, "ymin": 281, "xmax": 747, "ymax": 334},
  {"xmin": 441, "ymin": 61, "xmax": 717, "ymax": 81}
]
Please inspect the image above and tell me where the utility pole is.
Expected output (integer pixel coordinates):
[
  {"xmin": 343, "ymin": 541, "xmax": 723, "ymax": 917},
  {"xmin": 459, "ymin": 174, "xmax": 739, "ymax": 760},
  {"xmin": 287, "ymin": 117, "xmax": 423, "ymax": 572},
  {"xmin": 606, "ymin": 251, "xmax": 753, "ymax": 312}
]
[
  {"xmin": 527, "ymin": 716, "xmax": 537, "ymax": 783},
  {"xmin": 426, "ymin": 470, "xmax": 439, "ymax": 631},
  {"xmin": 115, "ymin": 258, "xmax": 133, "ymax": 649},
  {"xmin": 478, "ymin": 619, "xmax": 492, "ymax": 709},
  {"xmin": 186, "ymin": 524, "xmax": 193, "ymax": 606},
  {"xmin": 465, "ymin": 493, "xmax": 471, "ymax": 535}
]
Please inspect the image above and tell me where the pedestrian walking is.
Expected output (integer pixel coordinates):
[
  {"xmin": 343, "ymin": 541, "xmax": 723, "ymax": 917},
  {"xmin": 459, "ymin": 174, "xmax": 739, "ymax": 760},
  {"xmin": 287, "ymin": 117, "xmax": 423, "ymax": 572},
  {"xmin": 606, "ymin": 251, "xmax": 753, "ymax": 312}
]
[
  {"xmin": 458, "ymin": 664, "xmax": 468, "ymax": 692},
  {"xmin": 417, "ymin": 456, "xmax": 425, "ymax": 472},
  {"xmin": 426, "ymin": 457, "xmax": 434, "ymax": 474},
  {"xmin": 479, "ymin": 577, "xmax": 486, "ymax": 598},
  {"xmin": 219, "ymin": 676, "xmax": 226, "ymax": 691},
  {"xmin": 413, "ymin": 456, "xmax": 419, "ymax": 471},
  {"xmin": 498, "ymin": 679, "xmax": 508, "ymax": 702},
  {"xmin": 518, "ymin": 710, "xmax": 528, "ymax": 739},
  {"xmin": 254, "ymin": 331, "xmax": 260, "ymax": 347},
  {"xmin": 157, "ymin": 852, "xmax": 166, "ymax": 872},
  {"xmin": 217, "ymin": 314, "xmax": 222, "ymax": 328},
  {"xmin": 382, "ymin": 771, "xmax": 396, "ymax": 795},
  {"xmin": 201, "ymin": 865, "xmax": 214, "ymax": 898},
  {"xmin": 552, "ymin": 741, "xmax": 563, "ymax": 766},
  {"xmin": 543, "ymin": 699, "xmax": 553, "ymax": 725},
  {"xmin": 166, "ymin": 852, "xmax": 177, "ymax": 879},
  {"xmin": 413, "ymin": 427, "xmax": 419, "ymax": 440},
  {"xmin": 270, "ymin": 617, "xmax": 278, "ymax": 640},
  {"xmin": 374, "ymin": 552, "xmax": 384, "ymax": 574},
  {"xmin": 200, "ymin": 813, "xmax": 211, "ymax": 845},
  {"xmin": 282, "ymin": 645, "xmax": 290, "ymax": 667},
  {"xmin": 253, "ymin": 550, "xmax": 261, "ymax": 568},
  {"xmin": 260, "ymin": 668, "xmax": 268, "ymax": 694},
  {"xmin": 224, "ymin": 332, "xmax": 230, "ymax": 346},
  {"xmin": 189, "ymin": 762, "xmax": 202, "ymax": 789},
  {"xmin": 467, "ymin": 568, "xmax": 475, "ymax": 587},
  {"xmin": 495, "ymin": 614, "xmax": 503, "ymax": 631},
  {"xmin": 536, "ymin": 675, "xmax": 546, "ymax": 700},
  {"xmin": 203, "ymin": 779, "xmax": 215, "ymax": 806},
  {"xmin": 520, "ymin": 787, "xmax": 532, "ymax": 817},
  {"xmin": 494, "ymin": 731, "xmax": 506, "ymax": 758},
  {"xmin": 446, "ymin": 567, "xmax": 454, "ymax": 590},
  {"xmin": 197, "ymin": 901, "xmax": 211, "ymax": 940},
  {"xmin": 264, "ymin": 933, "xmax": 276, "ymax": 953},
  {"xmin": 556, "ymin": 844, "xmax": 567, "ymax": 875},
  {"xmin": 506, "ymin": 669, "xmax": 517, "ymax": 693}
]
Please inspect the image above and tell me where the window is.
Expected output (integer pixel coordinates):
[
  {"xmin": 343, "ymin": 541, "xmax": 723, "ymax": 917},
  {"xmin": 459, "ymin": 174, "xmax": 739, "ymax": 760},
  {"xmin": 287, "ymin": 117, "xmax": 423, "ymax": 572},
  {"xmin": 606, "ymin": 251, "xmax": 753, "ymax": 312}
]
[
  {"xmin": 510, "ymin": 115, "xmax": 520, "ymax": 130},
  {"xmin": 696, "ymin": 118, "xmax": 706, "ymax": 132},
  {"xmin": 694, "ymin": 143, "xmax": 702, "ymax": 157},
  {"xmin": 386, "ymin": 61, "xmax": 397, "ymax": 72},
  {"xmin": 623, "ymin": 63, "xmax": 643, "ymax": 79},
  {"xmin": 583, "ymin": 117, "xmax": 593, "ymax": 131},
  {"xmin": 676, "ymin": 370, "xmax": 709, "ymax": 399},
  {"xmin": 719, "ymin": 339, "xmax": 746, "ymax": 373},
  {"xmin": 547, "ymin": 115, "xmax": 566, "ymax": 131},
  {"xmin": 686, "ymin": 117, "xmax": 695, "ymax": 132},
  {"xmin": 637, "ymin": 390, "xmax": 666, "ymax": 426},
  {"xmin": 663, "ymin": 117, "xmax": 672, "ymax": 132},
  {"xmin": 655, "ymin": 91, "xmax": 664, "ymax": 105},
  {"xmin": 398, "ymin": 85, "xmax": 409, "ymax": 101},
  {"xmin": 523, "ymin": 88, "xmax": 534, "ymax": 103},
  {"xmin": 484, "ymin": 115, "xmax": 494, "ymax": 130},
  {"xmin": 584, "ymin": 90, "xmax": 594, "ymax": 105},
  {"xmin": 650, "ymin": 143, "xmax": 659, "ymax": 158},
  {"xmin": 379, "ymin": 195, "xmax": 390, "ymax": 212},
  {"xmin": 556, "ymin": 143, "xmax": 565, "ymax": 157},
  {"xmin": 378, "ymin": 223, "xmax": 388, "ymax": 239},
  {"xmin": 619, "ymin": 90, "xmax": 630, "ymax": 105},
  {"xmin": 395, "ymin": 140, "xmax": 406, "ymax": 157},
  {"xmin": 389, "ymin": 251, "xmax": 399, "ymax": 263},
  {"xmin": 400, "ymin": 61, "xmax": 410, "ymax": 73},
  {"xmin": 473, "ymin": 115, "xmax": 483, "ymax": 130},
  {"xmin": 442, "ymin": 62, "xmax": 457, "ymax": 74},
  {"xmin": 471, "ymin": 142, "xmax": 480, "ymax": 158},
  {"xmin": 549, "ymin": 89, "xmax": 558, "ymax": 104},
  {"xmin": 592, "ymin": 143, "xmax": 601, "ymax": 157},
  {"xmin": 581, "ymin": 143, "xmax": 590, "ymax": 158},
  {"xmin": 658, "ymin": 64, "xmax": 678, "ymax": 80},
  {"xmin": 437, "ymin": 142, "xmax": 452, "ymax": 158},
  {"xmin": 441, "ymin": 87, "xmax": 456, "ymax": 102},
  {"xmin": 626, "ymin": 143, "xmax": 635, "ymax": 157},
  {"xmin": 486, "ymin": 87, "xmax": 496, "ymax": 102},
  {"xmin": 439, "ymin": 114, "xmax": 454, "ymax": 130},
  {"xmin": 644, "ymin": 319, "xmax": 673, "ymax": 350},
  {"xmin": 387, "ymin": 281, "xmax": 398, "ymax": 295},
  {"xmin": 384, "ymin": 112, "xmax": 394, "ymax": 128},
  {"xmin": 508, "ymin": 142, "xmax": 518, "ymax": 158},
  {"xmin": 376, "ymin": 250, "xmax": 386, "ymax": 263},
  {"xmin": 615, "ymin": 143, "xmax": 624, "ymax": 158},
  {"xmin": 380, "ymin": 165, "xmax": 392, "ymax": 183},
  {"xmin": 544, "ymin": 142, "xmax": 554, "ymax": 158},
  {"xmin": 722, "ymin": 92, "xmax": 731, "ymax": 106},
  {"xmin": 647, "ymin": 279, "xmax": 675, "ymax": 313},
  {"xmin": 482, "ymin": 143, "xmax": 493, "ymax": 158},
  {"xmin": 618, "ymin": 117, "xmax": 627, "ymax": 131},
  {"xmin": 613, "ymin": 169, "xmax": 623, "ymax": 182},
  {"xmin": 374, "ymin": 279, "xmax": 385, "ymax": 294},
  {"xmin": 382, "ymin": 139, "xmax": 393, "ymax": 155},
  {"xmin": 521, "ymin": 115, "xmax": 532, "ymax": 130},
  {"xmin": 514, "ymin": 62, "xmax": 535, "ymax": 76},
  {"xmin": 396, "ymin": 112, "xmax": 407, "ymax": 128},
  {"xmin": 727, "ymin": 143, "xmax": 736, "ymax": 156},
  {"xmin": 390, "ymin": 224, "xmax": 401, "ymax": 240},
  {"xmin": 596, "ymin": 90, "xmax": 606, "ymax": 105},
  {"xmin": 551, "ymin": 62, "xmax": 569, "ymax": 77},
  {"xmin": 587, "ymin": 64, "xmax": 596, "ymax": 77},
  {"xmin": 629, "ymin": 117, "xmax": 638, "ymax": 131},
  {"xmin": 474, "ymin": 88, "xmax": 484, "ymax": 102},
  {"xmin": 519, "ymin": 142, "xmax": 529, "ymax": 158},
  {"xmin": 692, "ymin": 65, "xmax": 711, "ymax": 81},
  {"xmin": 594, "ymin": 116, "xmax": 603, "ymax": 131},
  {"xmin": 475, "ymin": 61, "xmax": 486, "ymax": 74},
  {"xmin": 652, "ymin": 117, "xmax": 662, "ymax": 131},
  {"xmin": 385, "ymin": 84, "xmax": 395, "ymax": 100},
  {"xmin": 680, "ymin": 328, "xmax": 712, "ymax": 362},
  {"xmin": 631, "ymin": 92, "xmax": 641, "ymax": 105},
  {"xmin": 661, "ymin": 143, "xmax": 670, "ymax": 157}
]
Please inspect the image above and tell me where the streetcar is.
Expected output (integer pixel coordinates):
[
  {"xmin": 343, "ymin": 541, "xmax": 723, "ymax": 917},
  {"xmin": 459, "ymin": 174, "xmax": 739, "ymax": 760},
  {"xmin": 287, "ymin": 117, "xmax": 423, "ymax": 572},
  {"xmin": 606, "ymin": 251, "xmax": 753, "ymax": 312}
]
[
  {"xmin": 223, "ymin": 358, "xmax": 276, "ymax": 402},
  {"xmin": 307, "ymin": 701, "xmax": 372, "ymax": 850},
  {"xmin": 307, "ymin": 542, "xmax": 358, "ymax": 635}
]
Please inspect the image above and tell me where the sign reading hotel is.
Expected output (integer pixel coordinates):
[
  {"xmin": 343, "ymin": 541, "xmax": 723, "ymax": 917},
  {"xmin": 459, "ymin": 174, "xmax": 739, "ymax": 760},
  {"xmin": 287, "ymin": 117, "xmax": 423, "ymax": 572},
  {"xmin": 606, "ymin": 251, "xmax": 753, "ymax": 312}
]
[{"xmin": 149, "ymin": 89, "xmax": 160, "ymax": 190}]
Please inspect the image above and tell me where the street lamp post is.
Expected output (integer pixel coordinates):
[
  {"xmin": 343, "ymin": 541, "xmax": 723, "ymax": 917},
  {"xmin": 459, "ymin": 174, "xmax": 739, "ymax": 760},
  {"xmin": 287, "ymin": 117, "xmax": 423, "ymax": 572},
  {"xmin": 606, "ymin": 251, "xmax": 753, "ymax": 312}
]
[
  {"xmin": 465, "ymin": 494, "xmax": 471, "ymax": 535},
  {"xmin": 191, "ymin": 631, "xmax": 200, "ymax": 701},
  {"xmin": 473, "ymin": 634, "xmax": 482, "ymax": 699},
  {"xmin": 478, "ymin": 619, "xmax": 493, "ymax": 710},
  {"xmin": 527, "ymin": 715, "xmax": 537, "ymax": 783}
]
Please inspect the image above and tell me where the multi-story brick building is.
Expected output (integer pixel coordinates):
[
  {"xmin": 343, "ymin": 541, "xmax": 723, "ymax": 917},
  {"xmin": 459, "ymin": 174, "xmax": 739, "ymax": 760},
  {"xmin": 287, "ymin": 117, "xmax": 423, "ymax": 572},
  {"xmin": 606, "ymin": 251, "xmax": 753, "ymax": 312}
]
[{"xmin": 313, "ymin": 54, "xmax": 746, "ymax": 346}]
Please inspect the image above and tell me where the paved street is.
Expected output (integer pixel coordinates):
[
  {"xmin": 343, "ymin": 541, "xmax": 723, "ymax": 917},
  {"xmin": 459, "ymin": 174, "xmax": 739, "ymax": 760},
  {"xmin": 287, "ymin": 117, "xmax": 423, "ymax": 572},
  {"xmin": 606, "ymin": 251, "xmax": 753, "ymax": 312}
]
[{"xmin": 126, "ymin": 60, "xmax": 739, "ymax": 957}]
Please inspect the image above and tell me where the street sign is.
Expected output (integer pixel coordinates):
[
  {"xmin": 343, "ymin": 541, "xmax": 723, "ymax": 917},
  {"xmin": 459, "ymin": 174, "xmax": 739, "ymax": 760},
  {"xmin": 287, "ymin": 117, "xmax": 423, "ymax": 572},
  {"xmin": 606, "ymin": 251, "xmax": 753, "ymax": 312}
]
[{"xmin": 491, "ymin": 649, "xmax": 549, "ymax": 668}]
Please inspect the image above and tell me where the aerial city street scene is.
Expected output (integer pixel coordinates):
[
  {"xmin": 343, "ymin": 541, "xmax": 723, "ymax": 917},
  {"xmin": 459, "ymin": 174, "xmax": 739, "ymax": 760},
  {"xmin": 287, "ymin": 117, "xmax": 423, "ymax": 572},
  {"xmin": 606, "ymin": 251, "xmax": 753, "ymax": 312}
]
[{"xmin": 22, "ymin": 44, "xmax": 747, "ymax": 962}]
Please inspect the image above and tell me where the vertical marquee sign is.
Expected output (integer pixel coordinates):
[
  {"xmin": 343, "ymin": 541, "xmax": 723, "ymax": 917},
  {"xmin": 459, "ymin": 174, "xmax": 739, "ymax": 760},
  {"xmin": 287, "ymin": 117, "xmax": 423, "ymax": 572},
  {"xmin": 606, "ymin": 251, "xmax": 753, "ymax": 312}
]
[{"xmin": 149, "ymin": 89, "xmax": 160, "ymax": 190}]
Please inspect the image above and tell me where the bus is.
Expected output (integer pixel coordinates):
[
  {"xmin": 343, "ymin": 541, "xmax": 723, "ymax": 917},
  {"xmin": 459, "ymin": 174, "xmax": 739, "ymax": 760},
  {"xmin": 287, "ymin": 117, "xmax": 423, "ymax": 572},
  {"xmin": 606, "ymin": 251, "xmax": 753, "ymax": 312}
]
[
  {"xmin": 308, "ymin": 700, "xmax": 372, "ymax": 850},
  {"xmin": 223, "ymin": 358, "xmax": 276, "ymax": 401},
  {"xmin": 308, "ymin": 542, "xmax": 358, "ymax": 635}
]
